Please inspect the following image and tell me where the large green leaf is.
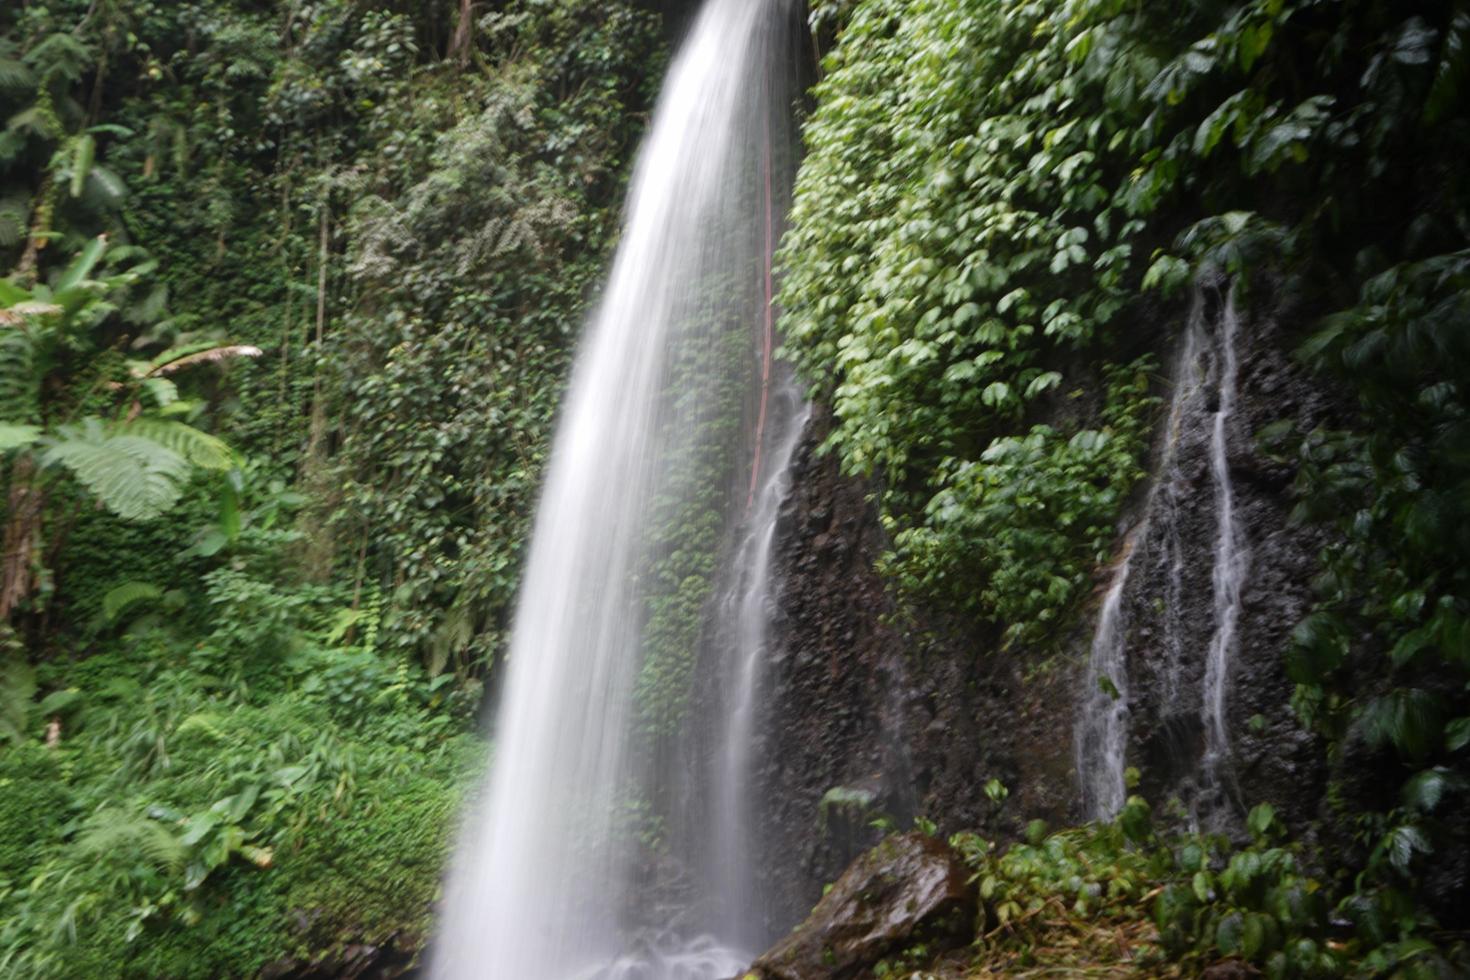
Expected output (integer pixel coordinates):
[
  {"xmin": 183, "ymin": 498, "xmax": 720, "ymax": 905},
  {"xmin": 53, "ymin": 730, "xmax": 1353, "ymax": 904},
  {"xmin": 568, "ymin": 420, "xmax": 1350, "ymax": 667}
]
[
  {"xmin": 0, "ymin": 422, "xmax": 40, "ymax": 451},
  {"xmin": 43, "ymin": 420, "xmax": 192, "ymax": 520},
  {"xmin": 123, "ymin": 418, "xmax": 236, "ymax": 470}
]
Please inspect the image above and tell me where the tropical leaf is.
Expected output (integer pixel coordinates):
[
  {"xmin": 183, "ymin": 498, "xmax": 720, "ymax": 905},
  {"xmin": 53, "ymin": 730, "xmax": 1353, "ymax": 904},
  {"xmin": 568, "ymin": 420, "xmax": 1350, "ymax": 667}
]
[
  {"xmin": 42, "ymin": 420, "xmax": 192, "ymax": 520},
  {"xmin": 122, "ymin": 418, "xmax": 236, "ymax": 470},
  {"xmin": 0, "ymin": 327, "xmax": 37, "ymax": 420},
  {"xmin": 0, "ymin": 422, "xmax": 41, "ymax": 450},
  {"xmin": 54, "ymin": 235, "xmax": 107, "ymax": 294},
  {"xmin": 69, "ymin": 134, "xmax": 95, "ymax": 198},
  {"xmin": 82, "ymin": 166, "xmax": 127, "ymax": 210},
  {"xmin": 0, "ymin": 55, "xmax": 34, "ymax": 92},
  {"xmin": 144, "ymin": 344, "xmax": 263, "ymax": 376},
  {"xmin": 75, "ymin": 808, "xmax": 185, "ymax": 873},
  {"xmin": 0, "ymin": 193, "xmax": 29, "ymax": 248},
  {"xmin": 22, "ymin": 33, "xmax": 93, "ymax": 85},
  {"xmin": 102, "ymin": 581, "xmax": 164, "ymax": 622}
]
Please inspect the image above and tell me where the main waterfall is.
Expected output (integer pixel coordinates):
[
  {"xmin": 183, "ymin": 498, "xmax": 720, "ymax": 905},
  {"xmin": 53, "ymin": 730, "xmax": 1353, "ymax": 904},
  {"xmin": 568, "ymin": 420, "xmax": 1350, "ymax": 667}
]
[{"xmin": 431, "ymin": 2, "xmax": 803, "ymax": 977}]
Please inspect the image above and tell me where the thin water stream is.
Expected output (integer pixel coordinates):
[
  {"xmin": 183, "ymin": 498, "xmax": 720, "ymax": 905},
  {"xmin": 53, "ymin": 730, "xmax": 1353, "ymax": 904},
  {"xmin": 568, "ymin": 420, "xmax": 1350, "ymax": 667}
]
[{"xmin": 1076, "ymin": 284, "xmax": 1247, "ymax": 823}]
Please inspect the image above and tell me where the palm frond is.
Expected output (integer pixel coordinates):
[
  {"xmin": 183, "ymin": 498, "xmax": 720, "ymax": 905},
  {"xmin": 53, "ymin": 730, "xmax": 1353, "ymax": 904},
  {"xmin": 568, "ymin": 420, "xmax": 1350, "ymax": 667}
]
[
  {"xmin": 0, "ymin": 57, "xmax": 35, "ymax": 93},
  {"xmin": 22, "ymin": 34, "xmax": 93, "ymax": 86}
]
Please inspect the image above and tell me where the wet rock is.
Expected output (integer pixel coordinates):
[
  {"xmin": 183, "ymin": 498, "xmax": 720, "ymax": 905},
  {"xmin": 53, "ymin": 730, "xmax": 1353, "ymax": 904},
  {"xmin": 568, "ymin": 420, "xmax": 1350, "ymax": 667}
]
[{"xmin": 746, "ymin": 832, "xmax": 974, "ymax": 980}]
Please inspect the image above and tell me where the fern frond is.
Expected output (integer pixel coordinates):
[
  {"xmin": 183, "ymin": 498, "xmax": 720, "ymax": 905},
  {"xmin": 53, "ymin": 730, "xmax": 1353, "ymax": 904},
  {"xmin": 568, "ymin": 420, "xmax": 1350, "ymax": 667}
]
[
  {"xmin": 75, "ymin": 808, "xmax": 185, "ymax": 873},
  {"xmin": 22, "ymin": 34, "xmax": 93, "ymax": 86},
  {"xmin": 0, "ymin": 57, "xmax": 34, "ymax": 93},
  {"xmin": 0, "ymin": 192, "xmax": 31, "ymax": 248},
  {"xmin": 42, "ymin": 420, "xmax": 191, "ymax": 520},
  {"xmin": 102, "ymin": 581, "xmax": 163, "ymax": 622},
  {"xmin": 0, "ymin": 327, "xmax": 38, "ymax": 422},
  {"xmin": 0, "ymin": 422, "xmax": 40, "ymax": 451},
  {"xmin": 121, "ymin": 418, "xmax": 236, "ymax": 471},
  {"xmin": 69, "ymin": 134, "xmax": 94, "ymax": 198}
]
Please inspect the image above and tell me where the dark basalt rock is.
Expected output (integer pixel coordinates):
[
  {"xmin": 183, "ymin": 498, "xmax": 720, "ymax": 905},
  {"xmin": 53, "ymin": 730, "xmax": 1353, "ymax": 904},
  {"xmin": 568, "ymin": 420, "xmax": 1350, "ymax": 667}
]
[{"xmin": 745, "ymin": 832, "xmax": 974, "ymax": 980}]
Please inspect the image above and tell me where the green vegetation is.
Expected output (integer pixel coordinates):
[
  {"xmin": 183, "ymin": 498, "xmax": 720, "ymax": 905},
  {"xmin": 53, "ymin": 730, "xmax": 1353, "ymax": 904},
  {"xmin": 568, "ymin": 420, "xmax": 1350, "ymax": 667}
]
[
  {"xmin": 3, "ymin": 0, "xmax": 1468, "ymax": 973},
  {"xmin": 933, "ymin": 798, "xmax": 1466, "ymax": 978},
  {"xmin": 782, "ymin": 0, "xmax": 1470, "ymax": 971},
  {"xmin": 0, "ymin": 0, "xmax": 662, "ymax": 975}
]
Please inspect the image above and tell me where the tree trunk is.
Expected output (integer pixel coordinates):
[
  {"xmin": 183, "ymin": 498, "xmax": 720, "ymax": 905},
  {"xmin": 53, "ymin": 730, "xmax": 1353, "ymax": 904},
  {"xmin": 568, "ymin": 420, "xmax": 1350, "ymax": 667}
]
[
  {"xmin": 1, "ymin": 457, "xmax": 44, "ymax": 621},
  {"xmin": 449, "ymin": 0, "xmax": 474, "ymax": 65}
]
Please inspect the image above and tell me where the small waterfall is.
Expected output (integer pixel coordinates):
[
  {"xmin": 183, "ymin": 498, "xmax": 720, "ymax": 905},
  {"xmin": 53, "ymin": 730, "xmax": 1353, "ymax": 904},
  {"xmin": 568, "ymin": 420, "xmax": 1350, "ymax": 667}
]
[
  {"xmin": 430, "ymin": 1, "xmax": 802, "ymax": 977},
  {"xmin": 1200, "ymin": 288, "xmax": 1247, "ymax": 805},
  {"xmin": 1075, "ymin": 283, "xmax": 1247, "ymax": 823},
  {"xmin": 1075, "ymin": 535, "xmax": 1138, "ymax": 821},
  {"xmin": 708, "ymin": 376, "xmax": 808, "ymax": 948}
]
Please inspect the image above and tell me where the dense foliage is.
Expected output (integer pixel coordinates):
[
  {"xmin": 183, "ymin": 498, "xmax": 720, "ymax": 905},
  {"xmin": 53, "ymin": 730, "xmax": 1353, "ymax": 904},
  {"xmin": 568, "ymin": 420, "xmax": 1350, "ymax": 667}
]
[
  {"xmin": 782, "ymin": 0, "xmax": 1470, "ymax": 971},
  {"xmin": 0, "ymin": 1, "xmax": 663, "ymax": 975},
  {"xmin": 3, "ymin": 0, "xmax": 1468, "ymax": 974}
]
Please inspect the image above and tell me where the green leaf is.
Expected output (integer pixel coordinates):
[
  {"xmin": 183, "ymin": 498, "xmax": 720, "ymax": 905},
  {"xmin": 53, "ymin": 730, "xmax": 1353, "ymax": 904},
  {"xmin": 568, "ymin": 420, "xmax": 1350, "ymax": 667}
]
[
  {"xmin": 1447, "ymin": 717, "xmax": 1470, "ymax": 752},
  {"xmin": 1247, "ymin": 802, "xmax": 1277, "ymax": 839},
  {"xmin": 54, "ymin": 235, "xmax": 107, "ymax": 294},
  {"xmin": 70, "ymin": 134, "xmax": 95, "ymax": 198},
  {"xmin": 122, "ymin": 418, "xmax": 236, "ymax": 470},
  {"xmin": 36, "ymin": 688, "xmax": 79, "ymax": 716},
  {"xmin": 0, "ymin": 422, "xmax": 40, "ymax": 451},
  {"xmin": 42, "ymin": 420, "xmax": 192, "ymax": 520},
  {"xmin": 1216, "ymin": 912, "xmax": 1245, "ymax": 956},
  {"xmin": 103, "ymin": 581, "xmax": 163, "ymax": 622}
]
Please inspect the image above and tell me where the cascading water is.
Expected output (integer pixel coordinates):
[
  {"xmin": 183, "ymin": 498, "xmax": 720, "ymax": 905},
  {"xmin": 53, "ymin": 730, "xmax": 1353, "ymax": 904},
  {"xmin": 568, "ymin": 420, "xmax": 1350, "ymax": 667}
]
[
  {"xmin": 1075, "ymin": 316, "xmax": 1201, "ymax": 820},
  {"xmin": 708, "ymin": 374, "xmax": 809, "ymax": 948},
  {"xmin": 1075, "ymin": 283, "xmax": 1247, "ymax": 823},
  {"xmin": 430, "ymin": 2, "xmax": 803, "ymax": 977},
  {"xmin": 1199, "ymin": 288, "xmax": 1247, "ymax": 805}
]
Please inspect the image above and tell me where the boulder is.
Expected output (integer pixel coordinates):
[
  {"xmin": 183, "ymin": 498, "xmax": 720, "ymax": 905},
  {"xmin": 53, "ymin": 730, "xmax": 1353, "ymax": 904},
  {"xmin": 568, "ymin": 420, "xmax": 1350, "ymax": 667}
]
[{"xmin": 746, "ymin": 832, "xmax": 975, "ymax": 979}]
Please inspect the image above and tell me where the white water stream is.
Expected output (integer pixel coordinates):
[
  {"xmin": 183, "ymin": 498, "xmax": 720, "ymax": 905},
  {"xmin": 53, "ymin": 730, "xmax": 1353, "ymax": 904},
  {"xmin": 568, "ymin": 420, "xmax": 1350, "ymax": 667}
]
[
  {"xmin": 1076, "ymin": 285, "xmax": 1247, "ymax": 822},
  {"xmin": 431, "ymin": 1, "xmax": 802, "ymax": 977}
]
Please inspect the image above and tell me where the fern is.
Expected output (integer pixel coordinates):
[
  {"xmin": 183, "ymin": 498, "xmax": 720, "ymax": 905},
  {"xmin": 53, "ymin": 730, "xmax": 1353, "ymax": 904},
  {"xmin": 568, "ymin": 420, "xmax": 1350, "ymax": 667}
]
[
  {"xmin": 0, "ymin": 328, "xmax": 38, "ymax": 423},
  {"xmin": 75, "ymin": 809, "xmax": 185, "ymax": 874},
  {"xmin": 0, "ymin": 39, "xmax": 34, "ymax": 93},
  {"xmin": 122, "ymin": 418, "xmax": 236, "ymax": 471},
  {"xmin": 42, "ymin": 420, "xmax": 192, "ymax": 520},
  {"xmin": 21, "ymin": 34, "xmax": 93, "ymax": 86},
  {"xmin": 0, "ymin": 192, "xmax": 30, "ymax": 248},
  {"xmin": 102, "ymin": 581, "xmax": 164, "ymax": 622},
  {"xmin": 0, "ymin": 423, "xmax": 40, "ymax": 451}
]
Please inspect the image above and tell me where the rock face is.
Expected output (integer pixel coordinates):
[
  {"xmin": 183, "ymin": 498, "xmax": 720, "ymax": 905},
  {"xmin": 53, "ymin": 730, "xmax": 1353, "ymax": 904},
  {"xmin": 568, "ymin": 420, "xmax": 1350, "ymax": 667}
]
[
  {"xmin": 746, "ymin": 832, "xmax": 974, "ymax": 980},
  {"xmin": 751, "ymin": 277, "xmax": 1354, "ymax": 930}
]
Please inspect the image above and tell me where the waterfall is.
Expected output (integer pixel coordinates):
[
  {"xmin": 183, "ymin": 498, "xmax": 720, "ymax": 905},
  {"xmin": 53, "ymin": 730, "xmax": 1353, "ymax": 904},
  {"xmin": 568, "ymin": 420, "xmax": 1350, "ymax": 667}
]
[
  {"xmin": 1075, "ymin": 534, "xmax": 1138, "ymax": 821},
  {"xmin": 430, "ymin": 1, "xmax": 803, "ymax": 977},
  {"xmin": 709, "ymin": 377, "xmax": 809, "ymax": 947},
  {"xmin": 1200, "ymin": 288, "xmax": 1246, "ymax": 804},
  {"xmin": 1075, "ymin": 283, "xmax": 1246, "ymax": 823}
]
